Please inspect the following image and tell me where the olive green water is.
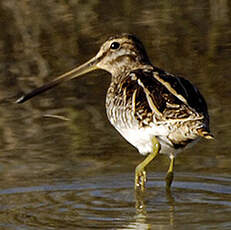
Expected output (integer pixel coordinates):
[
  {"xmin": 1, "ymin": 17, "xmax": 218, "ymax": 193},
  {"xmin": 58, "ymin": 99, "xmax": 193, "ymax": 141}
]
[{"xmin": 0, "ymin": 1, "xmax": 230, "ymax": 229}]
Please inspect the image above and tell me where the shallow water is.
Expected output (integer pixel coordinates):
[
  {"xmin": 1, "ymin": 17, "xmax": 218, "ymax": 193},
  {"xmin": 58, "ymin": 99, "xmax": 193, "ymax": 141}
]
[{"xmin": 0, "ymin": 0, "xmax": 230, "ymax": 229}]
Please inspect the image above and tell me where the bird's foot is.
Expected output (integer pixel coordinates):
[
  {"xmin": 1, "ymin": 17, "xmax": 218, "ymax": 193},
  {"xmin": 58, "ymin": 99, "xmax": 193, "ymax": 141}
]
[{"xmin": 135, "ymin": 168, "xmax": 146, "ymax": 191}]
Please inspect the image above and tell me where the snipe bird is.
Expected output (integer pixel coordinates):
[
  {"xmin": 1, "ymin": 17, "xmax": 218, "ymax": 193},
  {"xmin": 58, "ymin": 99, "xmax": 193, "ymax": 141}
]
[{"xmin": 17, "ymin": 34, "xmax": 213, "ymax": 191}]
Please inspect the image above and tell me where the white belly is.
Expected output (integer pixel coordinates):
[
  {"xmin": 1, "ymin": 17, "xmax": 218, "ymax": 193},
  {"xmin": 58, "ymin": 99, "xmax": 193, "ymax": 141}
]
[
  {"xmin": 106, "ymin": 104, "xmax": 199, "ymax": 157},
  {"xmin": 113, "ymin": 124, "xmax": 174, "ymax": 156}
]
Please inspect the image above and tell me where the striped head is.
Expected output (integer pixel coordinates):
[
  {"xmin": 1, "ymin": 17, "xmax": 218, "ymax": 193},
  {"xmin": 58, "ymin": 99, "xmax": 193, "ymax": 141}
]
[{"xmin": 95, "ymin": 34, "xmax": 151, "ymax": 75}]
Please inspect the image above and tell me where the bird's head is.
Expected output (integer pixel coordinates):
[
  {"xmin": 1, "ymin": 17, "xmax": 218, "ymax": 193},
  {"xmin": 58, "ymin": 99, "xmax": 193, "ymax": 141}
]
[{"xmin": 16, "ymin": 34, "xmax": 151, "ymax": 103}]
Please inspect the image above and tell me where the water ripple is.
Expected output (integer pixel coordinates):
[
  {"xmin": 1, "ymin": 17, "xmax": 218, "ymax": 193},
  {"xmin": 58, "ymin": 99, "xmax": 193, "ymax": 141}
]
[{"xmin": 0, "ymin": 173, "xmax": 230, "ymax": 229}]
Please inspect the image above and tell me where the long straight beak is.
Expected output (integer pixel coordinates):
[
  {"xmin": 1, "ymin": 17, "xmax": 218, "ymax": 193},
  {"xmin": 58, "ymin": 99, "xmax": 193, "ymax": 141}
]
[{"xmin": 16, "ymin": 56, "xmax": 99, "ymax": 103}]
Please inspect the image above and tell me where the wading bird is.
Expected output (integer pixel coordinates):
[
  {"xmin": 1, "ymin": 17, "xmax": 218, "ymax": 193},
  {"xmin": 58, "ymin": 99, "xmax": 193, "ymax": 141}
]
[{"xmin": 17, "ymin": 34, "xmax": 213, "ymax": 191}]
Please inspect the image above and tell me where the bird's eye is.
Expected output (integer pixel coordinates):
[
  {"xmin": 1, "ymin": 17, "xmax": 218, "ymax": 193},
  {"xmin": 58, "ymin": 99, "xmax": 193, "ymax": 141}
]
[{"xmin": 110, "ymin": 42, "xmax": 120, "ymax": 50}]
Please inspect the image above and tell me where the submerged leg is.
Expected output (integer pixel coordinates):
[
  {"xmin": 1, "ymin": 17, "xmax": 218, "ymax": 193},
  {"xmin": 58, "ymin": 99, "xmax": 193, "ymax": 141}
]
[
  {"xmin": 165, "ymin": 155, "xmax": 175, "ymax": 189},
  {"xmin": 135, "ymin": 137, "xmax": 160, "ymax": 191}
]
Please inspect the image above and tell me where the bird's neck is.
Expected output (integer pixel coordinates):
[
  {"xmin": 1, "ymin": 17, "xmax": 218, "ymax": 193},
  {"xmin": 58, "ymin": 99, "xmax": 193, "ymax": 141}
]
[{"xmin": 110, "ymin": 63, "xmax": 153, "ymax": 83}]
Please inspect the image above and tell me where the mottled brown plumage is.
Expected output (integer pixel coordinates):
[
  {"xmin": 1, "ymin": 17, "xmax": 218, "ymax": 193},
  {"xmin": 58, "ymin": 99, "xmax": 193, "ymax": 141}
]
[
  {"xmin": 17, "ymin": 34, "xmax": 213, "ymax": 191},
  {"xmin": 107, "ymin": 67, "xmax": 210, "ymax": 148}
]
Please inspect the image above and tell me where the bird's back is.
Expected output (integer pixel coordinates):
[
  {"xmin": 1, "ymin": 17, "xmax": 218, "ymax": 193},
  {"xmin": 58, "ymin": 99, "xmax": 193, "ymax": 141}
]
[{"xmin": 106, "ymin": 66, "xmax": 212, "ymax": 154}]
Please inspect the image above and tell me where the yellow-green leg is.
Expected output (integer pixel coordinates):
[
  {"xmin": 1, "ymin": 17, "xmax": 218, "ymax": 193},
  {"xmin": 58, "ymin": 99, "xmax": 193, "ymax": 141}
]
[
  {"xmin": 135, "ymin": 137, "xmax": 160, "ymax": 191},
  {"xmin": 165, "ymin": 155, "xmax": 175, "ymax": 189}
]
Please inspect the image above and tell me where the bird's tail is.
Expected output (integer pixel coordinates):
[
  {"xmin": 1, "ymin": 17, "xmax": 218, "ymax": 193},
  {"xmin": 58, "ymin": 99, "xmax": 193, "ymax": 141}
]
[{"xmin": 197, "ymin": 128, "xmax": 214, "ymax": 140}]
